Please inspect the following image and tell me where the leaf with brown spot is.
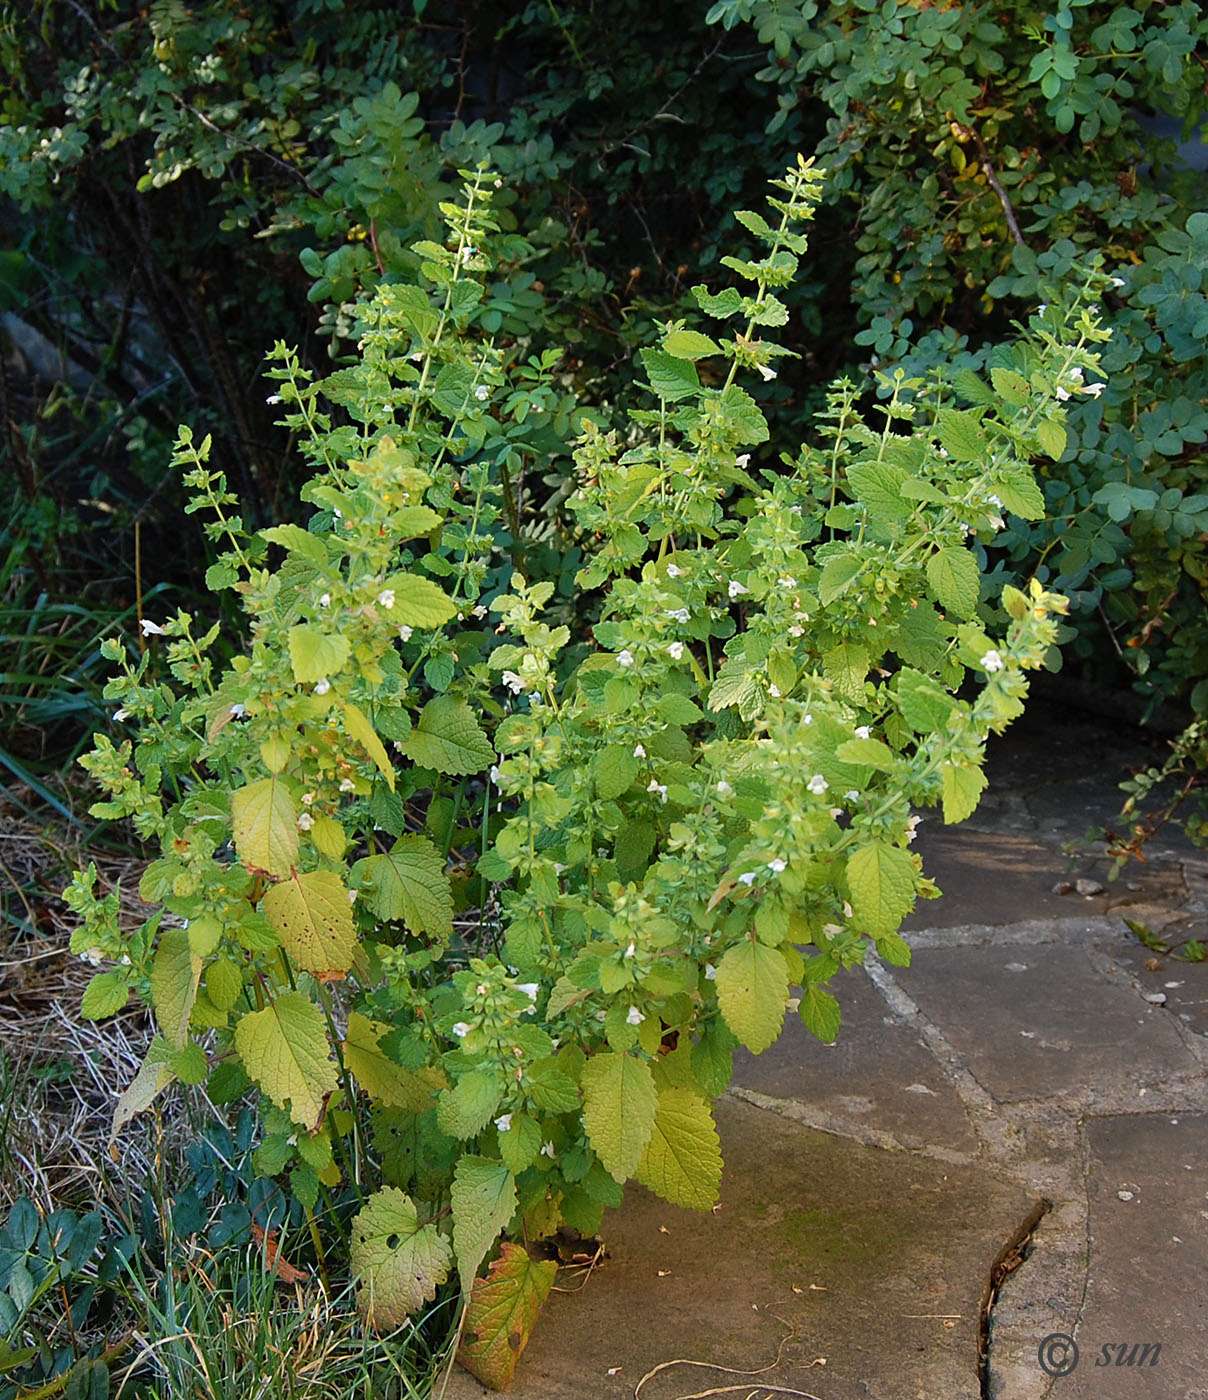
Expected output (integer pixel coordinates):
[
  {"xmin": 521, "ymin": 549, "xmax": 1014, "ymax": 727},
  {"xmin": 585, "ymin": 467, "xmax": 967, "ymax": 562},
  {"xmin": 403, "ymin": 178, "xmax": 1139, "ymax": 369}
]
[{"xmin": 456, "ymin": 1241, "xmax": 557, "ymax": 1390}]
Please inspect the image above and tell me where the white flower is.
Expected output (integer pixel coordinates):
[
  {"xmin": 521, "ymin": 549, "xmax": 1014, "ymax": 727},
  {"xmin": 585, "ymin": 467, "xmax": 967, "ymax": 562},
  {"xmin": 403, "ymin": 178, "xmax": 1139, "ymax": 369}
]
[
  {"xmin": 297, "ymin": 812, "xmax": 315, "ymax": 831},
  {"xmin": 855, "ymin": 725, "xmax": 872, "ymax": 740},
  {"xmin": 501, "ymin": 670, "xmax": 525, "ymax": 694},
  {"xmin": 378, "ymin": 589, "xmax": 395, "ymax": 610},
  {"xmin": 980, "ymin": 649, "xmax": 1005, "ymax": 673},
  {"xmin": 768, "ymin": 683, "xmax": 782, "ymax": 698},
  {"xmin": 617, "ymin": 649, "xmax": 634, "ymax": 668},
  {"xmin": 906, "ymin": 815, "xmax": 923, "ymax": 843},
  {"xmin": 541, "ymin": 1140, "xmax": 556, "ymax": 1158},
  {"xmin": 319, "ymin": 593, "xmax": 331, "ymax": 607},
  {"xmin": 347, "ymin": 889, "xmax": 357, "ymax": 904},
  {"xmin": 1085, "ymin": 382, "xmax": 1104, "ymax": 397},
  {"xmin": 79, "ymin": 948, "xmax": 104, "ymax": 967},
  {"xmin": 1110, "ymin": 276, "xmax": 1126, "ymax": 289},
  {"xmin": 266, "ymin": 394, "xmax": 283, "ymax": 405},
  {"xmin": 844, "ymin": 789, "xmax": 860, "ymax": 802},
  {"xmin": 756, "ymin": 363, "xmax": 777, "ymax": 381},
  {"xmin": 301, "ymin": 791, "xmax": 315, "ymax": 806},
  {"xmin": 788, "ymin": 624, "xmax": 804, "ymax": 637},
  {"xmin": 735, "ymin": 454, "xmax": 751, "ymax": 468},
  {"xmin": 475, "ymin": 384, "xmax": 489, "ymax": 401},
  {"xmin": 626, "ymin": 1006, "xmax": 645, "ymax": 1026},
  {"xmin": 666, "ymin": 563, "xmax": 683, "ymax": 578},
  {"xmin": 666, "ymin": 607, "xmax": 690, "ymax": 624},
  {"xmin": 738, "ymin": 871, "xmax": 757, "ymax": 886},
  {"xmin": 489, "ymin": 765, "xmax": 501, "ymax": 784},
  {"xmin": 314, "ymin": 677, "xmax": 331, "ymax": 695},
  {"xmin": 398, "ymin": 625, "xmax": 413, "ymax": 642},
  {"xmin": 517, "ymin": 982, "xmax": 539, "ymax": 1001},
  {"xmin": 1037, "ymin": 303, "xmax": 1048, "ymax": 314},
  {"xmin": 452, "ymin": 1022, "xmax": 471, "ymax": 1038},
  {"xmin": 768, "ymin": 858, "xmax": 787, "ymax": 874},
  {"xmin": 339, "ymin": 777, "xmax": 355, "ymax": 793},
  {"xmin": 728, "ymin": 580, "xmax": 749, "ymax": 599},
  {"xmin": 647, "ymin": 779, "xmax": 668, "ymax": 803},
  {"xmin": 803, "ymin": 713, "xmax": 813, "ymax": 726},
  {"xmin": 807, "ymin": 773, "xmax": 829, "ymax": 796},
  {"xmin": 113, "ymin": 708, "xmax": 130, "ymax": 722},
  {"xmin": 716, "ymin": 779, "xmax": 732, "ymax": 796},
  {"xmin": 139, "ymin": 619, "xmax": 166, "ymax": 636},
  {"xmin": 667, "ymin": 641, "xmax": 684, "ymax": 660},
  {"xmin": 1069, "ymin": 366, "xmax": 1084, "ymax": 383},
  {"xmin": 633, "ymin": 744, "xmax": 646, "ymax": 758},
  {"xmin": 495, "ymin": 1114, "xmax": 513, "ymax": 1133},
  {"xmin": 779, "ymin": 576, "xmax": 797, "ymax": 588},
  {"xmin": 704, "ymin": 963, "xmax": 717, "ymax": 980},
  {"xmin": 1056, "ymin": 386, "xmax": 1071, "ymax": 401},
  {"xmin": 624, "ymin": 942, "xmax": 636, "ymax": 959},
  {"xmin": 476, "ymin": 983, "xmax": 489, "ymax": 997},
  {"xmin": 229, "ymin": 703, "xmax": 246, "ymax": 718}
]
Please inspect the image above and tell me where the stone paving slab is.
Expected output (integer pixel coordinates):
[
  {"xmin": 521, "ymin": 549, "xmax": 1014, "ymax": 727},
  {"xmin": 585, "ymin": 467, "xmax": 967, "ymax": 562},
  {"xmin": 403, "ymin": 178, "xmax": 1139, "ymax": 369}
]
[
  {"xmin": 446, "ymin": 1097, "xmax": 1034, "ymax": 1400},
  {"xmin": 907, "ymin": 826, "xmax": 1187, "ymax": 931},
  {"xmin": 730, "ymin": 965, "xmax": 979, "ymax": 1158},
  {"xmin": 1058, "ymin": 1114, "xmax": 1208, "ymax": 1399},
  {"xmin": 893, "ymin": 943, "xmax": 1195, "ymax": 1105}
]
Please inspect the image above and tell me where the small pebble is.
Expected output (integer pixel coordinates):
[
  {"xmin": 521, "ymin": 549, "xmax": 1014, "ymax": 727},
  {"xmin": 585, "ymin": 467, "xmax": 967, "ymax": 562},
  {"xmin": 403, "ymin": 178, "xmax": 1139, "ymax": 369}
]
[
  {"xmin": 1118, "ymin": 1190, "xmax": 1134, "ymax": 1202},
  {"xmin": 1075, "ymin": 877, "xmax": 1105, "ymax": 896},
  {"xmin": 1144, "ymin": 992, "xmax": 1167, "ymax": 1005}
]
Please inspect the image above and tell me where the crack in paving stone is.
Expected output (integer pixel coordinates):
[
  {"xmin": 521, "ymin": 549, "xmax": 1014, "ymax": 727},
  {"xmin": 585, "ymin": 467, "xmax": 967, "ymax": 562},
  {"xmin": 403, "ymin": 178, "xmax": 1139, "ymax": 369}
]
[{"xmin": 979, "ymin": 1199, "xmax": 1052, "ymax": 1400}]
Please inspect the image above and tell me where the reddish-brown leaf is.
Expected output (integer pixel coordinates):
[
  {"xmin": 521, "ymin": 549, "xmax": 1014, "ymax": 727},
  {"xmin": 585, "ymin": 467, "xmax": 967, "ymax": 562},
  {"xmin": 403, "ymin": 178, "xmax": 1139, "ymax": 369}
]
[
  {"xmin": 251, "ymin": 1222, "xmax": 309, "ymax": 1285},
  {"xmin": 456, "ymin": 1242, "xmax": 557, "ymax": 1390}
]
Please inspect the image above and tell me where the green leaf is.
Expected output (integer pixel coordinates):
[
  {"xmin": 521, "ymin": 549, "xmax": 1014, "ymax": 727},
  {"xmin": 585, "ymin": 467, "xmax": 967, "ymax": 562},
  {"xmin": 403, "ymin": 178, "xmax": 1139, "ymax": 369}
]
[
  {"xmin": 261, "ymin": 870, "xmax": 359, "ymax": 977},
  {"xmin": 635, "ymin": 1087, "xmax": 722, "ymax": 1211},
  {"xmin": 352, "ymin": 836, "xmax": 453, "ymax": 938},
  {"xmin": 640, "ymin": 348, "xmax": 700, "ymax": 402},
  {"xmin": 400, "ymin": 695, "xmax": 494, "ymax": 776},
  {"xmin": 822, "ymin": 640, "xmax": 870, "ymax": 702},
  {"xmin": 715, "ymin": 938, "xmax": 789, "ymax": 1054},
  {"xmin": 847, "ymin": 841, "xmax": 916, "ymax": 938},
  {"xmin": 151, "ymin": 925, "xmax": 202, "ymax": 1050},
  {"xmin": 580, "ymin": 1051, "xmax": 657, "ymax": 1183},
  {"xmin": 990, "ymin": 366, "xmax": 1032, "ymax": 407},
  {"xmin": 437, "ymin": 1070, "xmax": 503, "ymax": 1140},
  {"xmin": 497, "ymin": 1113, "xmax": 544, "ymax": 1175},
  {"xmin": 384, "ymin": 574, "xmax": 458, "ymax": 628},
  {"xmin": 350, "ymin": 1187, "xmax": 452, "ymax": 1330},
  {"xmin": 1034, "ymin": 419, "xmax": 1067, "ymax": 461},
  {"xmin": 288, "ymin": 626, "xmax": 350, "ymax": 685},
  {"xmin": 995, "ymin": 468, "xmax": 1046, "ymax": 520},
  {"xmin": 936, "ymin": 408, "xmax": 990, "ymax": 461},
  {"xmin": 895, "ymin": 669, "xmax": 956, "ymax": 733},
  {"xmin": 593, "ymin": 743, "xmax": 638, "ymax": 800},
  {"xmin": 691, "ymin": 283, "xmax": 745, "ymax": 318},
  {"xmin": 341, "ymin": 700, "xmax": 396, "ymax": 791},
  {"xmin": 206, "ymin": 957, "xmax": 244, "ymax": 1013},
  {"xmin": 834, "ymin": 736, "xmax": 894, "ymax": 770},
  {"xmin": 798, "ymin": 985, "xmax": 841, "ymax": 1043},
  {"xmin": 708, "ymin": 668, "xmax": 759, "ymax": 712},
  {"xmin": 261, "ymin": 523, "xmax": 327, "ymax": 566},
  {"xmin": 818, "ymin": 551, "xmax": 863, "ymax": 605},
  {"xmin": 81, "ymin": 971, "xmax": 129, "ymax": 1021},
  {"xmin": 925, "ymin": 547, "xmax": 980, "ymax": 619},
  {"xmin": 456, "ymin": 1242, "xmax": 557, "ymax": 1390},
  {"xmin": 663, "ymin": 329, "xmax": 721, "ymax": 359},
  {"xmin": 718, "ymin": 384, "xmax": 769, "ymax": 444},
  {"xmin": 111, "ymin": 1037, "xmax": 176, "ymax": 1140},
  {"xmin": 942, "ymin": 760, "xmax": 987, "ymax": 824},
  {"xmin": 451, "ymin": 1156, "xmax": 517, "ymax": 1296},
  {"xmin": 234, "ymin": 991, "xmax": 339, "ymax": 1129},
  {"xmin": 231, "ymin": 777, "xmax": 299, "ymax": 878}
]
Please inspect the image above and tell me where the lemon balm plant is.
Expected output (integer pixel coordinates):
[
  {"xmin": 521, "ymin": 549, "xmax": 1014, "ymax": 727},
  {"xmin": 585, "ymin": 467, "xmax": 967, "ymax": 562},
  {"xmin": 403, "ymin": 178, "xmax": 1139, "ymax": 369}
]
[{"xmin": 65, "ymin": 158, "xmax": 1109, "ymax": 1383}]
